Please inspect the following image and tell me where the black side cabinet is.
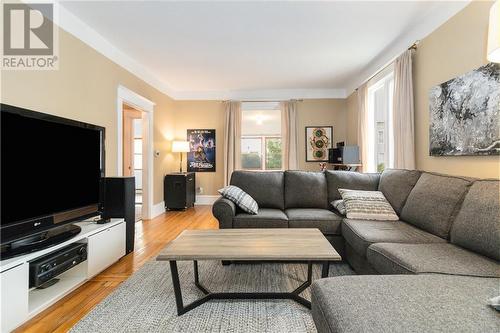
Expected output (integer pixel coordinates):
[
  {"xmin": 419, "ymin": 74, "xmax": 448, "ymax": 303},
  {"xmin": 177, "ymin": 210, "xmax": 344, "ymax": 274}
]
[{"xmin": 164, "ymin": 172, "xmax": 195, "ymax": 210}]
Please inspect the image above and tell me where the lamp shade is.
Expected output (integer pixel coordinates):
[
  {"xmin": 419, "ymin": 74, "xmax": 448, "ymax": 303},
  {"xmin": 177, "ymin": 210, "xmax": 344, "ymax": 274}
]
[
  {"xmin": 172, "ymin": 140, "xmax": 190, "ymax": 153},
  {"xmin": 488, "ymin": 0, "xmax": 500, "ymax": 63}
]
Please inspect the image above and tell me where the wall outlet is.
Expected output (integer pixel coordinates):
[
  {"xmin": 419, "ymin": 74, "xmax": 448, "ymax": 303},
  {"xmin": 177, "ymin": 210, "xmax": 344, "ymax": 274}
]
[{"xmin": 196, "ymin": 187, "xmax": 204, "ymax": 194}]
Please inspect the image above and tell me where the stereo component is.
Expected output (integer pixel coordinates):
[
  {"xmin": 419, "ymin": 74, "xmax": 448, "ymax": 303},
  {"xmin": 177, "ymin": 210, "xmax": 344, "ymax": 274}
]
[
  {"xmin": 29, "ymin": 242, "xmax": 87, "ymax": 288},
  {"xmin": 328, "ymin": 145, "xmax": 360, "ymax": 164}
]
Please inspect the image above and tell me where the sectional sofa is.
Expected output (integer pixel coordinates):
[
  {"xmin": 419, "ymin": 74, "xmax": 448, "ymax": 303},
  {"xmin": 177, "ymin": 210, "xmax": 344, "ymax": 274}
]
[{"xmin": 212, "ymin": 169, "xmax": 500, "ymax": 332}]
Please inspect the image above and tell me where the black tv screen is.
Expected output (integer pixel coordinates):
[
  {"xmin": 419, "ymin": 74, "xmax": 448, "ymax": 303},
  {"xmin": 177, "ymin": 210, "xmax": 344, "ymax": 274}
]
[{"xmin": 1, "ymin": 104, "xmax": 104, "ymax": 237}]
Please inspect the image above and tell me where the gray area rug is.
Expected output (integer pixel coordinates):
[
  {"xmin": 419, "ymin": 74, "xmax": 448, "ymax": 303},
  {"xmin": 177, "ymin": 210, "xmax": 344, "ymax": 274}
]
[{"xmin": 71, "ymin": 260, "xmax": 354, "ymax": 333}]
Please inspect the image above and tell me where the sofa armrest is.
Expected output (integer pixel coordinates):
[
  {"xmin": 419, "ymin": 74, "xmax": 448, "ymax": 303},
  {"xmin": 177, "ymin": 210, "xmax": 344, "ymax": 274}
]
[{"xmin": 212, "ymin": 197, "xmax": 236, "ymax": 229}]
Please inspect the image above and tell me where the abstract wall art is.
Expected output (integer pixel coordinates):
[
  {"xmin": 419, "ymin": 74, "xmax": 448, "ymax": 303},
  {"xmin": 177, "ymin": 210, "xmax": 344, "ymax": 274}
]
[
  {"xmin": 305, "ymin": 126, "xmax": 333, "ymax": 162},
  {"xmin": 429, "ymin": 63, "xmax": 500, "ymax": 156}
]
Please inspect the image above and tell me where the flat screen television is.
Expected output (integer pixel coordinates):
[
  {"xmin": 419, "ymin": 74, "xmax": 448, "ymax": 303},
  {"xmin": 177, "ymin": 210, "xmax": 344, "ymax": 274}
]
[{"xmin": 1, "ymin": 104, "xmax": 105, "ymax": 257}]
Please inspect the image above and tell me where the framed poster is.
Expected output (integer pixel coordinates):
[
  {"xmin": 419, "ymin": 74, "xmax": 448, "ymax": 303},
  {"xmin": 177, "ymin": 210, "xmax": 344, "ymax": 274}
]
[
  {"xmin": 429, "ymin": 63, "xmax": 500, "ymax": 156},
  {"xmin": 187, "ymin": 129, "xmax": 216, "ymax": 172},
  {"xmin": 305, "ymin": 126, "xmax": 333, "ymax": 162}
]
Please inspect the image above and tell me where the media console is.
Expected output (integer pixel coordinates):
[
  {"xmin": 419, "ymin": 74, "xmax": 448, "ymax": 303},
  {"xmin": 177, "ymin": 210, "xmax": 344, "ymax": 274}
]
[{"xmin": 0, "ymin": 219, "xmax": 126, "ymax": 332}]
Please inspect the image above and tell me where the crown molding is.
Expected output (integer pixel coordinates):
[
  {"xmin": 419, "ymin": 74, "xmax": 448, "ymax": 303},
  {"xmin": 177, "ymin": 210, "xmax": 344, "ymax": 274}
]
[
  {"xmin": 54, "ymin": 3, "xmax": 347, "ymax": 101},
  {"xmin": 53, "ymin": 1, "xmax": 468, "ymax": 101},
  {"xmin": 344, "ymin": 1, "xmax": 471, "ymax": 94},
  {"xmin": 173, "ymin": 88, "xmax": 347, "ymax": 100}
]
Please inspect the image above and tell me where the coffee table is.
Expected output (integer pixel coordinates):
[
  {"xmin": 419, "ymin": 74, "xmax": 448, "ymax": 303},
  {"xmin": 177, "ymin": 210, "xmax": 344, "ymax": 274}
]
[{"xmin": 157, "ymin": 228, "xmax": 341, "ymax": 315}]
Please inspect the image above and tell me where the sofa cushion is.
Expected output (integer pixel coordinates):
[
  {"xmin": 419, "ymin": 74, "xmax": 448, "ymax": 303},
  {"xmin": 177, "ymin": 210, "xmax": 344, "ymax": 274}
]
[
  {"xmin": 326, "ymin": 171, "xmax": 379, "ymax": 202},
  {"xmin": 233, "ymin": 208, "xmax": 288, "ymax": 228},
  {"xmin": 450, "ymin": 180, "xmax": 500, "ymax": 261},
  {"xmin": 400, "ymin": 172, "xmax": 472, "ymax": 239},
  {"xmin": 342, "ymin": 219, "xmax": 445, "ymax": 256},
  {"xmin": 285, "ymin": 171, "xmax": 328, "ymax": 209},
  {"xmin": 311, "ymin": 275, "xmax": 500, "ymax": 333},
  {"xmin": 285, "ymin": 208, "xmax": 343, "ymax": 234},
  {"xmin": 230, "ymin": 171, "xmax": 284, "ymax": 210},
  {"xmin": 367, "ymin": 243, "xmax": 500, "ymax": 277},
  {"xmin": 378, "ymin": 169, "xmax": 421, "ymax": 214}
]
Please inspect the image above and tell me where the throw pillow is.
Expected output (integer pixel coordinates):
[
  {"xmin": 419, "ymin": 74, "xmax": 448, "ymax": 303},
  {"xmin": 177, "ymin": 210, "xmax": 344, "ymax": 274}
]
[
  {"xmin": 331, "ymin": 200, "xmax": 346, "ymax": 216},
  {"xmin": 218, "ymin": 185, "xmax": 259, "ymax": 214},
  {"xmin": 338, "ymin": 189, "xmax": 398, "ymax": 221}
]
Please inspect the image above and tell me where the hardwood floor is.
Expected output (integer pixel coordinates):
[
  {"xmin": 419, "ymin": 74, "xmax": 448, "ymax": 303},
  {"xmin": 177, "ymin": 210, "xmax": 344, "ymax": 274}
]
[{"xmin": 15, "ymin": 206, "xmax": 218, "ymax": 333}]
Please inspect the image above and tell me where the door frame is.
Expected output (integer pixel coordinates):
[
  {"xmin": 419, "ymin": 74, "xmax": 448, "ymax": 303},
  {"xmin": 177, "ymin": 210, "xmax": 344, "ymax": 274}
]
[{"xmin": 116, "ymin": 85, "xmax": 155, "ymax": 220}]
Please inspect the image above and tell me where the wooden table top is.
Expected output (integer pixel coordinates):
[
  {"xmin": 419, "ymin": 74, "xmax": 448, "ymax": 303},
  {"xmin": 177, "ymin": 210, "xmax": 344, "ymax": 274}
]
[{"xmin": 157, "ymin": 228, "xmax": 341, "ymax": 261}]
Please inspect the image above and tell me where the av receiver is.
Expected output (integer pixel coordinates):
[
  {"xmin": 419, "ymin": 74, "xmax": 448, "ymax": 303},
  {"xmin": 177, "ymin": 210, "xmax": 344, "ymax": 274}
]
[{"xmin": 29, "ymin": 242, "xmax": 87, "ymax": 288}]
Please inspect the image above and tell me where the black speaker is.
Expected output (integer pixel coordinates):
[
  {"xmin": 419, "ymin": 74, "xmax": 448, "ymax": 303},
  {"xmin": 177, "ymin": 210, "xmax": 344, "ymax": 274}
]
[
  {"xmin": 329, "ymin": 148, "xmax": 343, "ymax": 163},
  {"xmin": 101, "ymin": 177, "xmax": 135, "ymax": 254}
]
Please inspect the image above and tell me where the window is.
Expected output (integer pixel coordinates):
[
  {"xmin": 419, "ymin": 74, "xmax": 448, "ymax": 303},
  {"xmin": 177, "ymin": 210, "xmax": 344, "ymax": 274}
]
[
  {"xmin": 133, "ymin": 119, "xmax": 143, "ymax": 204},
  {"xmin": 241, "ymin": 105, "xmax": 282, "ymax": 170},
  {"xmin": 368, "ymin": 70, "xmax": 394, "ymax": 172}
]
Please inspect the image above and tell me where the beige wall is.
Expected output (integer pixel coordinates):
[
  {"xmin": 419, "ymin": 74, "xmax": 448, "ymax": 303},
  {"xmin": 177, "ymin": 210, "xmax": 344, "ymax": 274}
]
[
  {"xmin": 166, "ymin": 99, "xmax": 348, "ymax": 194},
  {"xmin": 169, "ymin": 101, "xmax": 225, "ymax": 196},
  {"xmin": 10, "ymin": 3, "xmax": 493, "ymax": 203},
  {"xmin": 1, "ymin": 27, "xmax": 176, "ymax": 205},
  {"xmin": 413, "ymin": 1, "xmax": 499, "ymax": 178},
  {"xmin": 0, "ymin": 24, "xmax": 350, "ymax": 201},
  {"xmin": 346, "ymin": 92, "xmax": 358, "ymax": 145},
  {"xmin": 297, "ymin": 99, "xmax": 348, "ymax": 171},
  {"xmin": 345, "ymin": 2, "xmax": 499, "ymax": 178}
]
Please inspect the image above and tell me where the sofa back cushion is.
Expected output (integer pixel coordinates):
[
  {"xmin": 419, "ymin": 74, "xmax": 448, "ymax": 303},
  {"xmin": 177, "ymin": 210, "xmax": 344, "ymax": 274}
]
[
  {"xmin": 450, "ymin": 180, "xmax": 500, "ymax": 261},
  {"xmin": 400, "ymin": 172, "xmax": 472, "ymax": 239},
  {"xmin": 378, "ymin": 169, "xmax": 421, "ymax": 214},
  {"xmin": 285, "ymin": 171, "xmax": 328, "ymax": 209},
  {"xmin": 230, "ymin": 171, "xmax": 284, "ymax": 209},
  {"xmin": 326, "ymin": 170, "xmax": 380, "ymax": 202}
]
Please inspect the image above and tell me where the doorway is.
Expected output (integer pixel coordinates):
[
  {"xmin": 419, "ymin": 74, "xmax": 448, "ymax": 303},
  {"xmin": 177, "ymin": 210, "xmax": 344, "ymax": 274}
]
[
  {"xmin": 123, "ymin": 104, "xmax": 143, "ymax": 221},
  {"xmin": 116, "ymin": 85, "xmax": 155, "ymax": 220}
]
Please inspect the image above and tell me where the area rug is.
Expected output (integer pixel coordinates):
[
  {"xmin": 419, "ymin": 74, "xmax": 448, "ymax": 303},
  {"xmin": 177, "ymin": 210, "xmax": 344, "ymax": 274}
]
[{"xmin": 71, "ymin": 260, "xmax": 354, "ymax": 333}]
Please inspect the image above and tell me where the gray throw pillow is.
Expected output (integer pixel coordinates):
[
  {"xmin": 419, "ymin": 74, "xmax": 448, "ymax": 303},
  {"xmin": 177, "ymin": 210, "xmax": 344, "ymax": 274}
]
[
  {"xmin": 339, "ymin": 189, "xmax": 398, "ymax": 221},
  {"xmin": 218, "ymin": 185, "xmax": 259, "ymax": 215},
  {"xmin": 331, "ymin": 200, "xmax": 346, "ymax": 216}
]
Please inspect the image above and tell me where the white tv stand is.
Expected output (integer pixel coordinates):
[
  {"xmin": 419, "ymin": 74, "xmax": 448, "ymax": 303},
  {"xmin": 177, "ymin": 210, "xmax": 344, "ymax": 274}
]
[{"xmin": 0, "ymin": 219, "xmax": 126, "ymax": 332}]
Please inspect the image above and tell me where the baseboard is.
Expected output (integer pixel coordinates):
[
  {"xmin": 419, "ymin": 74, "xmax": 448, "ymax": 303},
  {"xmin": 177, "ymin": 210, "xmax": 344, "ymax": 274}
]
[
  {"xmin": 195, "ymin": 195, "xmax": 220, "ymax": 205},
  {"xmin": 151, "ymin": 201, "xmax": 166, "ymax": 218}
]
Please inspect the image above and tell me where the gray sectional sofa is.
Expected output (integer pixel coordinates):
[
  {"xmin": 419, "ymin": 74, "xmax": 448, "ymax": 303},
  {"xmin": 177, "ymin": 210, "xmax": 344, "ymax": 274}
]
[{"xmin": 212, "ymin": 169, "xmax": 500, "ymax": 332}]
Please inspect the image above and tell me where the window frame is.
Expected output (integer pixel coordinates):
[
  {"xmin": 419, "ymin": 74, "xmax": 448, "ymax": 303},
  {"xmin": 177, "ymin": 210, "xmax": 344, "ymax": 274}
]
[
  {"xmin": 241, "ymin": 135, "xmax": 282, "ymax": 171},
  {"xmin": 240, "ymin": 102, "xmax": 283, "ymax": 171},
  {"xmin": 367, "ymin": 70, "xmax": 394, "ymax": 173}
]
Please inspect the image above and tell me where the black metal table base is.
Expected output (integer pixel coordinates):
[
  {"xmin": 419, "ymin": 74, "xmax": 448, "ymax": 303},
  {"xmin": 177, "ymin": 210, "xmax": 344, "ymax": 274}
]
[{"xmin": 169, "ymin": 260, "xmax": 330, "ymax": 316}]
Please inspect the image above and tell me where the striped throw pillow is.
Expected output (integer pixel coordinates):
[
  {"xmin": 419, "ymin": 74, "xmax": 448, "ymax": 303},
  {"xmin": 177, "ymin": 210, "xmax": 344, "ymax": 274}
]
[
  {"xmin": 338, "ymin": 189, "xmax": 398, "ymax": 221},
  {"xmin": 331, "ymin": 200, "xmax": 346, "ymax": 216},
  {"xmin": 218, "ymin": 185, "xmax": 259, "ymax": 215}
]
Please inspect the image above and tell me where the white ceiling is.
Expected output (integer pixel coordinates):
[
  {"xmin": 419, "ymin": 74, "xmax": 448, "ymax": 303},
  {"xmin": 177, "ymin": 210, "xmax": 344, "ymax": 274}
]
[{"xmin": 58, "ymin": 1, "xmax": 470, "ymax": 100}]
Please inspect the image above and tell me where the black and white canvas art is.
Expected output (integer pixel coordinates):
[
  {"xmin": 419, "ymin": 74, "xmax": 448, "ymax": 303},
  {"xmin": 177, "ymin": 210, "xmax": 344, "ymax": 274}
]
[{"xmin": 429, "ymin": 63, "xmax": 500, "ymax": 156}]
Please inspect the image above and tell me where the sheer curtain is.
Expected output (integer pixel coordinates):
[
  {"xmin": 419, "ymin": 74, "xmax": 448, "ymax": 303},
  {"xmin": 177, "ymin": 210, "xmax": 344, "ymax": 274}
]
[
  {"xmin": 223, "ymin": 101, "xmax": 241, "ymax": 186},
  {"xmin": 280, "ymin": 101, "xmax": 298, "ymax": 170},
  {"xmin": 357, "ymin": 83, "xmax": 374, "ymax": 172},
  {"xmin": 392, "ymin": 50, "xmax": 415, "ymax": 169}
]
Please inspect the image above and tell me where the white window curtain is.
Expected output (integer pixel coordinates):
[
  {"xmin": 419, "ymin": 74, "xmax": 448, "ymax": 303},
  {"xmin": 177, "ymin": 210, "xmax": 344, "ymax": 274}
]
[
  {"xmin": 392, "ymin": 50, "xmax": 415, "ymax": 169},
  {"xmin": 280, "ymin": 101, "xmax": 298, "ymax": 170},
  {"xmin": 223, "ymin": 101, "xmax": 242, "ymax": 186},
  {"xmin": 357, "ymin": 83, "xmax": 375, "ymax": 172}
]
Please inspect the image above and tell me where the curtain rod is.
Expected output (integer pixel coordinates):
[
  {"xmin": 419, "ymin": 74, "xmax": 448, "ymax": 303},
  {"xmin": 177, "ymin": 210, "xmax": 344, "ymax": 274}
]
[{"xmin": 355, "ymin": 40, "xmax": 419, "ymax": 91}]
